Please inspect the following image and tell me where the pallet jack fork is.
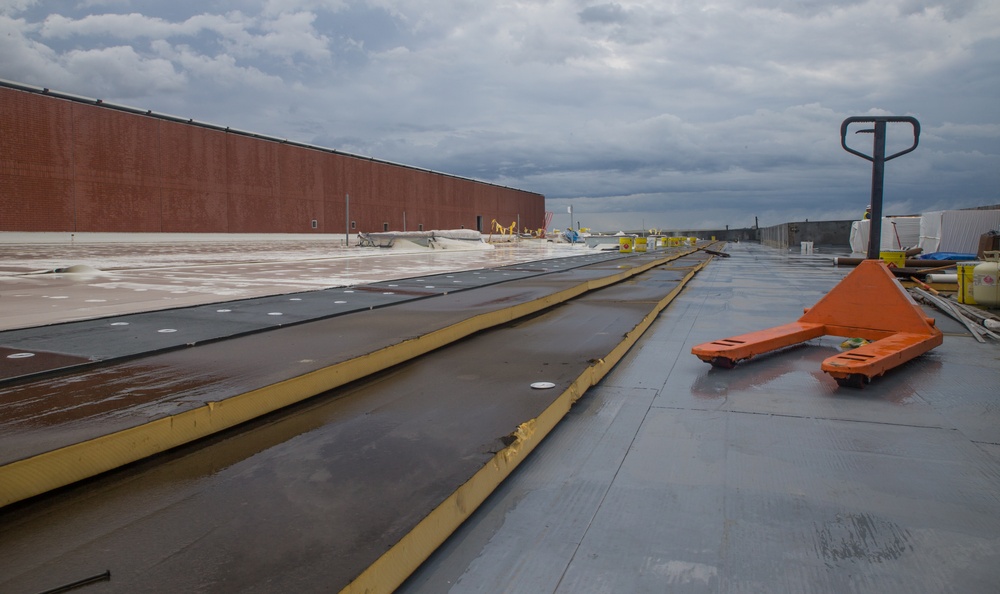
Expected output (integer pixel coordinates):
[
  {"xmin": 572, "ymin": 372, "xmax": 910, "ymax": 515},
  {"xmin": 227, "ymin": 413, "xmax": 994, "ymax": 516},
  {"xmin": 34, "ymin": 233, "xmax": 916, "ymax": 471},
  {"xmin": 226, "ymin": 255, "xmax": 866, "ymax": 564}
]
[{"xmin": 691, "ymin": 260, "xmax": 942, "ymax": 388}]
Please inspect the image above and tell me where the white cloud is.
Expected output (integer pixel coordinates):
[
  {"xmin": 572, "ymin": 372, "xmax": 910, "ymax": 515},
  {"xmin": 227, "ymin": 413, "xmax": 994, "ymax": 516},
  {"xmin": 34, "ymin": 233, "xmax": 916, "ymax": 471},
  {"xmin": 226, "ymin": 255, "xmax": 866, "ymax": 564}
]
[
  {"xmin": 251, "ymin": 11, "xmax": 331, "ymax": 61},
  {"xmin": 0, "ymin": 15, "xmax": 63, "ymax": 83},
  {"xmin": 64, "ymin": 45, "xmax": 186, "ymax": 96},
  {"xmin": 0, "ymin": 0, "xmax": 38, "ymax": 17},
  {"xmin": 0, "ymin": 16, "xmax": 181, "ymax": 96},
  {"xmin": 40, "ymin": 12, "xmax": 179, "ymax": 38},
  {"xmin": 929, "ymin": 122, "xmax": 1000, "ymax": 140},
  {"xmin": 39, "ymin": 10, "xmax": 330, "ymax": 61},
  {"xmin": 151, "ymin": 40, "xmax": 282, "ymax": 88},
  {"xmin": 262, "ymin": 0, "xmax": 350, "ymax": 16}
]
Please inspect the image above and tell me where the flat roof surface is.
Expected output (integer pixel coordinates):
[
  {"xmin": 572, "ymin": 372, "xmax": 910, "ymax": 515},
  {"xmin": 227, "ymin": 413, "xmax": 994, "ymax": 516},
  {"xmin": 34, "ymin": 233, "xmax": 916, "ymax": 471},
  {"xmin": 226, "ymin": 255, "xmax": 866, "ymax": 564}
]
[
  {"xmin": 0, "ymin": 236, "xmax": 589, "ymax": 330},
  {"xmin": 2, "ymin": 238, "xmax": 998, "ymax": 593},
  {"xmin": 402, "ymin": 241, "xmax": 1000, "ymax": 593},
  {"xmin": 0, "ymin": 245, "xmax": 713, "ymax": 593},
  {"xmin": 0, "ymin": 247, "xmax": 644, "ymax": 464}
]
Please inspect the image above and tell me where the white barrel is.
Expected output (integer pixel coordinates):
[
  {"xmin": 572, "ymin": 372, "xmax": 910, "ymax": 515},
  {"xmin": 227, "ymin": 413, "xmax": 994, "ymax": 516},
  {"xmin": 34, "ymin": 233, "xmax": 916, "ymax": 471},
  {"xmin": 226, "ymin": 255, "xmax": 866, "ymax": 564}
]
[{"xmin": 972, "ymin": 251, "xmax": 1000, "ymax": 307}]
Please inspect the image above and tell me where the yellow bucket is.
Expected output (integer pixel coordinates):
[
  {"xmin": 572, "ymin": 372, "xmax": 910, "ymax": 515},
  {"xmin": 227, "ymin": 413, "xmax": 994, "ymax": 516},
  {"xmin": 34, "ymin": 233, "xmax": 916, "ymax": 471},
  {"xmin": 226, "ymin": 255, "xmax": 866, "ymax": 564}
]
[
  {"xmin": 636, "ymin": 237, "xmax": 647, "ymax": 252},
  {"xmin": 879, "ymin": 250, "xmax": 906, "ymax": 268},
  {"xmin": 619, "ymin": 237, "xmax": 633, "ymax": 253},
  {"xmin": 958, "ymin": 261, "xmax": 979, "ymax": 304}
]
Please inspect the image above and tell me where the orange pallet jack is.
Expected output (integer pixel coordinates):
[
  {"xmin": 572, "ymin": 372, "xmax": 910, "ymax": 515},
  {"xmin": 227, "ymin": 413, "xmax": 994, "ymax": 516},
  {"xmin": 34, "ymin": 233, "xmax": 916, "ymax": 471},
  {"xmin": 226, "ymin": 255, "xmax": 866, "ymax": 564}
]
[{"xmin": 691, "ymin": 259, "xmax": 942, "ymax": 388}]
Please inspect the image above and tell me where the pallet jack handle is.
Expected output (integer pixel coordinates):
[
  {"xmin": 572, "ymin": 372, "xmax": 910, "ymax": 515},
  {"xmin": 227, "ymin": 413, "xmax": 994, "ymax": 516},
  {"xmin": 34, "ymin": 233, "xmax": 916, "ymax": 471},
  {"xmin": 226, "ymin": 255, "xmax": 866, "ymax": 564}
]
[{"xmin": 840, "ymin": 116, "xmax": 920, "ymax": 260}]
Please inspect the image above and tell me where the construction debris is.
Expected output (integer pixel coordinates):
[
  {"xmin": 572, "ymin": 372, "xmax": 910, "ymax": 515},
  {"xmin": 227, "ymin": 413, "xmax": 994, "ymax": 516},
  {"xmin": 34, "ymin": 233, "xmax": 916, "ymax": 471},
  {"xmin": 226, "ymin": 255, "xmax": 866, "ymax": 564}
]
[{"xmin": 909, "ymin": 287, "xmax": 1000, "ymax": 343}]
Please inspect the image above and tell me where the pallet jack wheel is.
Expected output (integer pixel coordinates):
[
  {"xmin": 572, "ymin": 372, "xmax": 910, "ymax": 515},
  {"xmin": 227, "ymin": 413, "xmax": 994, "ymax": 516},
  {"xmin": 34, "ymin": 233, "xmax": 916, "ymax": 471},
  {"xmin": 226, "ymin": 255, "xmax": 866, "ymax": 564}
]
[
  {"xmin": 835, "ymin": 374, "xmax": 869, "ymax": 389},
  {"xmin": 709, "ymin": 357, "xmax": 736, "ymax": 369}
]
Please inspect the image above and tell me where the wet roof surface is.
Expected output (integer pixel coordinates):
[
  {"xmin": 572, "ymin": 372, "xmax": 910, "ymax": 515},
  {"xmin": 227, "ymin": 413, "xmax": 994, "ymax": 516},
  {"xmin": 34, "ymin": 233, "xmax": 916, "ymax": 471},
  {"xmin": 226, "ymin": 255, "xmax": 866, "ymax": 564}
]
[
  {"xmin": 0, "ymin": 250, "xmax": 621, "ymax": 382},
  {"xmin": 0, "ymin": 249, "xmax": 667, "ymax": 466},
  {"xmin": 0, "ymin": 247, "xmax": 711, "ymax": 593},
  {"xmin": 401, "ymin": 242, "xmax": 1000, "ymax": 593},
  {"xmin": 1, "ymin": 239, "xmax": 998, "ymax": 593}
]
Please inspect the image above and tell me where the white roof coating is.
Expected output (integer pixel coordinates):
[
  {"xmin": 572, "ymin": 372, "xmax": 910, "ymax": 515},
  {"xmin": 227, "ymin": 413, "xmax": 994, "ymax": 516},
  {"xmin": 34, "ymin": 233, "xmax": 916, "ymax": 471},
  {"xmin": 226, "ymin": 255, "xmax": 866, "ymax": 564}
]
[{"xmin": 0, "ymin": 235, "xmax": 592, "ymax": 330}]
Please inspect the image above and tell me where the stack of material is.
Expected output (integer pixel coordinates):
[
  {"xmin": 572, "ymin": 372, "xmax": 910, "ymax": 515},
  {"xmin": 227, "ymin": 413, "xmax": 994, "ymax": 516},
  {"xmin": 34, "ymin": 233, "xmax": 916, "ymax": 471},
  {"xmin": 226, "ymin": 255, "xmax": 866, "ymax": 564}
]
[
  {"xmin": 849, "ymin": 216, "xmax": 922, "ymax": 253},
  {"xmin": 909, "ymin": 287, "xmax": 1000, "ymax": 343},
  {"xmin": 918, "ymin": 209, "xmax": 1000, "ymax": 253}
]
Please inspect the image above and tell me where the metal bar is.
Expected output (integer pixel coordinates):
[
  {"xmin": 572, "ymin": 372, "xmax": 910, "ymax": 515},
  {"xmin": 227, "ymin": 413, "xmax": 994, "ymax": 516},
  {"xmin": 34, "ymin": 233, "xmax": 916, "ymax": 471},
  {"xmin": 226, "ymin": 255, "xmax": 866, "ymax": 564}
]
[
  {"xmin": 867, "ymin": 120, "xmax": 887, "ymax": 260},
  {"xmin": 946, "ymin": 297, "xmax": 1000, "ymax": 339},
  {"xmin": 840, "ymin": 116, "xmax": 920, "ymax": 261},
  {"xmin": 911, "ymin": 287, "xmax": 988, "ymax": 343},
  {"xmin": 34, "ymin": 570, "xmax": 110, "ymax": 594}
]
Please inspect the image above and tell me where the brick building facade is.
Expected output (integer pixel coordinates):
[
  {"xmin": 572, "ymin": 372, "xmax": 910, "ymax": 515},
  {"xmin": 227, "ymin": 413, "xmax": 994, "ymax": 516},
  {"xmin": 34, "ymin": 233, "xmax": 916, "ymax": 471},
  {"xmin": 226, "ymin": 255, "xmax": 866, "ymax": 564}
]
[{"xmin": 0, "ymin": 83, "xmax": 544, "ymax": 235}]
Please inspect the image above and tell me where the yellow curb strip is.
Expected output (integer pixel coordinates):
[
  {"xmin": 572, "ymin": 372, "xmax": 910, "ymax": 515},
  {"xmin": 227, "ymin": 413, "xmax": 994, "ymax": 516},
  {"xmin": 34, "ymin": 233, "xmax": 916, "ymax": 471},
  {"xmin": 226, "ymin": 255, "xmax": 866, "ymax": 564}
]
[{"xmin": 339, "ymin": 256, "xmax": 712, "ymax": 593}]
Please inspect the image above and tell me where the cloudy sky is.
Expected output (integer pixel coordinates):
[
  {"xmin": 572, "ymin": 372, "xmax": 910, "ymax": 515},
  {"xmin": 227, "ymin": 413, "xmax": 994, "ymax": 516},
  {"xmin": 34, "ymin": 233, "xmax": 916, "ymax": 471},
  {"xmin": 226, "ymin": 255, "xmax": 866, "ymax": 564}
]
[{"xmin": 2, "ymin": 0, "xmax": 998, "ymax": 231}]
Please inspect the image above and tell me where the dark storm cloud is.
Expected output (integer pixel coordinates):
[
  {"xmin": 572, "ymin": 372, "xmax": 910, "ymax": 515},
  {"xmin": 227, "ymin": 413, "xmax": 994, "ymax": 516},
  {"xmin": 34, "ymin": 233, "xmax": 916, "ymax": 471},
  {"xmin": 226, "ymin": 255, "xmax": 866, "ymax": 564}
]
[{"xmin": 578, "ymin": 4, "xmax": 628, "ymax": 25}]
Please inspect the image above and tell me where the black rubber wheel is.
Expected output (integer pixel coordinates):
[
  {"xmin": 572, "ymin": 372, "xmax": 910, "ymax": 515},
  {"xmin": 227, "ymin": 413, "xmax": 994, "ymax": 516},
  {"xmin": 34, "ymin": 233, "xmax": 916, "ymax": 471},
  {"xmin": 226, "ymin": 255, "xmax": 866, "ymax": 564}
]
[
  {"xmin": 709, "ymin": 357, "xmax": 736, "ymax": 369},
  {"xmin": 835, "ymin": 374, "xmax": 868, "ymax": 389}
]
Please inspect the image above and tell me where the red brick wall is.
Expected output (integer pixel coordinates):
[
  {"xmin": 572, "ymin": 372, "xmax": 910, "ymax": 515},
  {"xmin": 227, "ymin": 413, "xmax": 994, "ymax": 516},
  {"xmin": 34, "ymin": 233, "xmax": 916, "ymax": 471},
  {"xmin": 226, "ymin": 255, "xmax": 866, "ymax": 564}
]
[
  {"xmin": 160, "ymin": 121, "xmax": 229, "ymax": 232},
  {"xmin": 0, "ymin": 86, "xmax": 545, "ymax": 234},
  {"xmin": 72, "ymin": 104, "xmax": 162, "ymax": 232},
  {"xmin": 0, "ymin": 87, "xmax": 76, "ymax": 231}
]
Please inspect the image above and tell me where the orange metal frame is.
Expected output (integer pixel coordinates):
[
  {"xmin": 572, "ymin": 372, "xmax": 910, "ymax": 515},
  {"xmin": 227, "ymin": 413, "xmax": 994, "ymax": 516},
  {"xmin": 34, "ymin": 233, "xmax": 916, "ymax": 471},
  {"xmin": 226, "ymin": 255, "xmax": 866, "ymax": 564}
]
[{"xmin": 691, "ymin": 260, "xmax": 943, "ymax": 388}]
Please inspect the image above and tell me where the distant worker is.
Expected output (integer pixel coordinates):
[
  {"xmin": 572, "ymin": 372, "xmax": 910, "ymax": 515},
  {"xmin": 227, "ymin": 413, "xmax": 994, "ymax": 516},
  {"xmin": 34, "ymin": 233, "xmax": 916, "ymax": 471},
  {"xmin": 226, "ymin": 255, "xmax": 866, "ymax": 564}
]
[{"xmin": 863, "ymin": 205, "xmax": 872, "ymax": 220}]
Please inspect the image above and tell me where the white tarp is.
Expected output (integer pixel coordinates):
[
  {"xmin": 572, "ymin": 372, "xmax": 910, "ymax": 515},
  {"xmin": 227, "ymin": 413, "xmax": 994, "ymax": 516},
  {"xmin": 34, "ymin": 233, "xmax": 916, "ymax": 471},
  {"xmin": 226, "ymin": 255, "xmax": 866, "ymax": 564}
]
[
  {"xmin": 359, "ymin": 229, "xmax": 495, "ymax": 251},
  {"xmin": 849, "ymin": 216, "xmax": 922, "ymax": 254},
  {"xmin": 918, "ymin": 210, "xmax": 1000, "ymax": 254},
  {"xmin": 364, "ymin": 229, "xmax": 485, "ymax": 241},
  {"xmin": 849, "ymin": 221, "xmax": 867, "ymax": 254}
]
